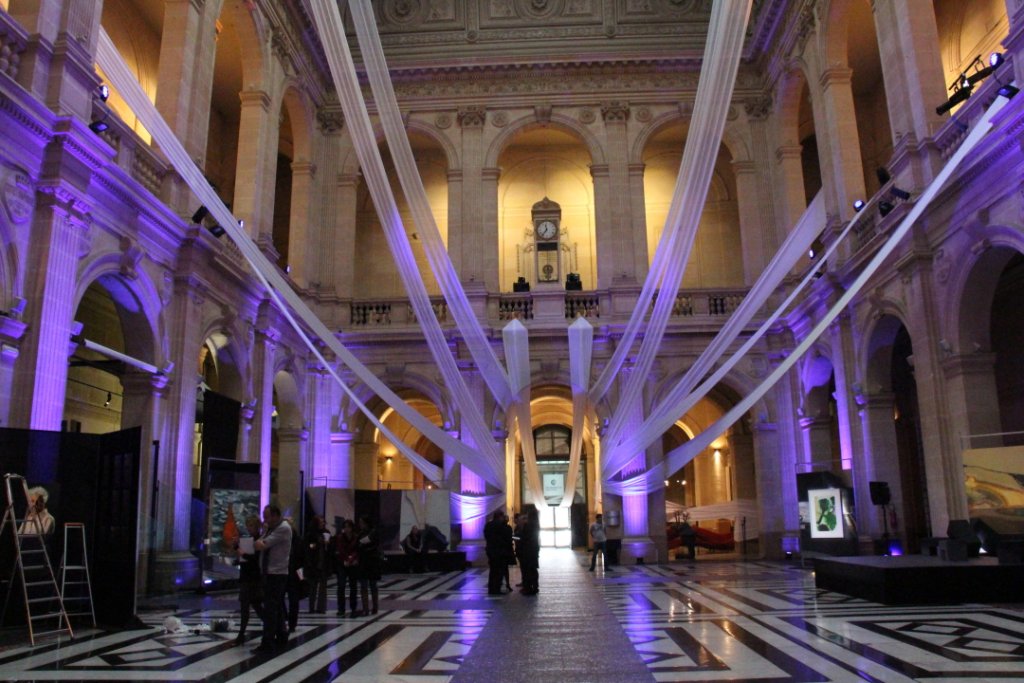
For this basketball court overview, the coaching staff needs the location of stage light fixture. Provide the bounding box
[989,52,1004,68]
[88,116,109,134]
[998,83,1019,100]
[936,85,973,115]
[876,167,891,185]
[808,237,824,261]
[852,199,865,212]
[879,200,894,217]
[98,84,110,102]
[890,186,911,201]
[206,224,226,238]
[191,206,209,224]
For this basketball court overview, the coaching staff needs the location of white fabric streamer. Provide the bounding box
[450,492,506,525]
[602,190,826,477]
[346,0,514,410]
[308,1,505,487]
[563,318,593,506]
[503,320,545,506]
[656,88,1011,482]
[93,29,503,486]
[598,0,754,453]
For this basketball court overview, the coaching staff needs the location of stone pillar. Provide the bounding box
[599,102,640,289]
[627,162,648,282]
[276,427,305,518]
[752,421,795,558]
[1009,0,1024,86]
[286,161,316,287]
[9,188,90,430]
[457,107,489,287]
[353,441,378,491]
[858,392,899,538]
[445,169,465,279]
[872,0,948,185]
[942,352,1002,444]
[590,163,613,289]
[478,167,501,294]
[773,144,807,237]
[818,68,867,221]
[829,312,864,471]
[305,363,333,485]
[233,90,276,241]
[331,427,356,489]
[732,159,764,284]
[799,417,834,470]
[9,0,102,121]
[332,172,359,301]
[248,322,277,509]
[0,315,27,427]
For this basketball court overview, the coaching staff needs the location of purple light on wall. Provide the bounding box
[461,465,486,539]
[624,492,647,537]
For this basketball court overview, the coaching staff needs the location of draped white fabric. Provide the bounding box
[450,492,506,525]
[308,1,505,488]
[502,320,545,506]
[562,318,593,507]
[657,90,1010,482]
[93,29,494,486]
[345,0,514,410]
[596,0,753,459]
[602,190,825,476]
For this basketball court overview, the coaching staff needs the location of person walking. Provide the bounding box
[333,519,359,616]
[355,515,381,616]
[589,513,611,571]
[253,504,292,654]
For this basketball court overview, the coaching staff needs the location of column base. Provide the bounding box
[618,536,657,564]
[458,539,488,567]
[148,551,201,595]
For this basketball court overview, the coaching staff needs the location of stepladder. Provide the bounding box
[60,523,96,627]
[0,474,73,645]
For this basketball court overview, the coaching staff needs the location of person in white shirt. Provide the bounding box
[589,513,611,572]
[19,487,55,536]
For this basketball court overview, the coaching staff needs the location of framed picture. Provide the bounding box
[808,488,845,539]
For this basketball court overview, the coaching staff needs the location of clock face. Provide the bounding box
[535,220,558,240]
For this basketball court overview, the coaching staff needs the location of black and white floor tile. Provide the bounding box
[0,556,1022,681]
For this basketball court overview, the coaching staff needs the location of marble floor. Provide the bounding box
[0,549,1022,681]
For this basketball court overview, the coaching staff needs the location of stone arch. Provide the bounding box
[405,119,461,170]
[198,317,251,402]
[219,0,268,90]
[279,84,314,163]
[860,309,911,393]
[484,113,606,169]
[819,0,856,67]
[947,228,1024,353]
[629,113,749,167]
[774,62,813,148]
[799,345,836,418]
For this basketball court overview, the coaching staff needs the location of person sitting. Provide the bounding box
[401,525,429,573]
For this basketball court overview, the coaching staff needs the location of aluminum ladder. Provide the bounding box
[59,523,96,627]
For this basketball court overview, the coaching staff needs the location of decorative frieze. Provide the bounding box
[316,107,344,133]
[457,106,486,128]
[743,95,772,120]
[601,101,629,123]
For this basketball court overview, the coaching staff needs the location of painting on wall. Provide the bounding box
[808,488,845,539]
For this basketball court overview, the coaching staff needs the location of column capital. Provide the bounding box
[774,144,803,162]
[600,101,630,123]
[628,162,646,176]
[316,106,344,134]
[481,167,501,182]
[743,95,773,120]
[238,89,272,112]
[941,351,998,379]
[819,67,854,89]
[457,106,486,128]
[590,163,610,179]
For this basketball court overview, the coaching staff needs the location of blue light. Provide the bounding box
[98,84,110,101]
[989,52,1004,68]
[852,199,865,212]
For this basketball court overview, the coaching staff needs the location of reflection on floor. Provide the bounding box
[0,549,1022,681]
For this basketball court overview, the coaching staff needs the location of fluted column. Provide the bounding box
[590,163,613,289]
[599,102,639,288]
[331,427,356,489]
[799,417,834,470]
[828,312,862,471]
[276,427,306,517]
[233,90,276,242]
[10,188,90,429]
[627,162,648,281]
[445,169,465,279]
[332,172,359,301]
[858,392,899,538]
[249,322,277,509]
[773,144,807,236]
[732,159,763,284]
[457,107,489,287]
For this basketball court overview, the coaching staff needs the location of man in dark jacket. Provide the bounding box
[483,510,507,595]
[253,505,292,654]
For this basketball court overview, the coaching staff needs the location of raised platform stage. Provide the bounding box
[383,551,467,574]
[813,554,1024,604]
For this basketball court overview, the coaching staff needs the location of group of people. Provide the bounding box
[484,507,540,596]
[233,506,382,654]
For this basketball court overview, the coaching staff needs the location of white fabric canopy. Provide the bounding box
[502,320,545,506]
[563,318,593,506]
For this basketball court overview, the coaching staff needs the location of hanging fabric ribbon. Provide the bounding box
[93,29,525,487]
[563,318,593,506]
[308,0,505,487]
[652,87,1011,489]
[344,0,514,410]
[450,492,507,525]
[602,190,826,479]
[502,320,546,506]
[598,0,754,459]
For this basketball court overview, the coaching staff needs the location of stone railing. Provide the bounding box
[565,292,600,319]
[349,297,451,327]
[652,288,747,317]
[0,12,28,82]
[497,293,533,321]
[92,100,170,199]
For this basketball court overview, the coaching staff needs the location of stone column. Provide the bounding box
[9,0,102,121]
[445,169,465,279]
[478,167,501,296]
[591,163,613,289]
[732,159,764,284]
[276,427,305,517]
[872,0,949,185]
[457,107,489,287]
[627,162,648,282]
[599,102,640,289]
[858,392,899,538]
[1009,0,1024,86]
[304,362,333,485]
[332,172,359,301]
[233,90,276,241]
[10,188,90,430]
[942,352,1001,444]
[817,68,867,221]
[799,417,834,471]
[0,315,27,427]
[331,427,356,489]
[829,312,863,471]
[751,421,795,558]
[773,145,807,236]
[286,161,316,287]
[248,322,277,509]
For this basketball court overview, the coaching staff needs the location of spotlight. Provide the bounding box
[98,84,110,102]
[206,224,226,238]
[879,200,894,217]
[89,116,109,134]
[936,82,973,115]
[998,84,1020,100]
[852,199,865,212]
[989,52,1004,68]
[808,237,824,261]
[965,52,1005,86]
[889,186,911,201]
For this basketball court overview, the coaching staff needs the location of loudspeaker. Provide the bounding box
[869,481,891,506]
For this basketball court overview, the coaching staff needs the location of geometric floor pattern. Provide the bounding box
[0,551,1022,681]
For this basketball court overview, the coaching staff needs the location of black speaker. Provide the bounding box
[869,481,891,506]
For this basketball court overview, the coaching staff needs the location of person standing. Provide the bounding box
[483,510,507,595]
[253,504,292,654]
[589,513,611,571]
[356,515,381,616]
[233,515,263,645]
[304,515,330,614]
[333,519,359,616]
[500,513,515,592]
[285,517,305,633]
[519,508,540,595]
